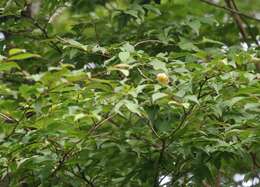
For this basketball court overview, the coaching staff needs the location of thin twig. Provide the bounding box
[198,76,209,99]
[137,67,152,80]
[88,113,117,134]
[134,40,172,47]
[148,119,161,140]
[92,21,100,45]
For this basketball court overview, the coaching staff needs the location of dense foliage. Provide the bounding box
[0,0,260,186]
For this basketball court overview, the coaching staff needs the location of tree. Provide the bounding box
[0,0,259,186]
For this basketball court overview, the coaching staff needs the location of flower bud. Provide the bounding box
[156,73,169,85]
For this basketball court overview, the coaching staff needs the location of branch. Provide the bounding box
[215,170,221,187]
[0,15,21,22]
[0,11,62,54]
[50,148,74,177]
[28,17,62,54]
[202,181,211,187]
[76,164,96,187]
[153,139,166,187]
[0,112,18,124]
[229,0,259,45]
[199,0,260,22]
[198,76,209,99]
[224,0,249,44]
[0,111,26,144]
[250,152,260,169]
[166,76,210,146]
[166,105,193,142]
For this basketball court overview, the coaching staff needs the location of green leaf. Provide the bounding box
[244,103,260,112]
[152,92,168,102]
[9,48,26,56]
[0,62,20,71]
[168,100,190,109]
[74,113,87,121]
[188,20,201,35]
[185,95,199,104]
[119,52,130,62]
[108,64,130,77]
[8,53,40,61]
[124,100,142,116]
[118,69,129,76]
[58,37,88,51]
[178,37,199,51]
[120,42,135,53]
[200,37,224,45]
[224,97,245,108]
[125,10,139,18]
[143,5,161,15]
[149,59,168,73]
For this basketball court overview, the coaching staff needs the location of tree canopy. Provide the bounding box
[0,0,260,186]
